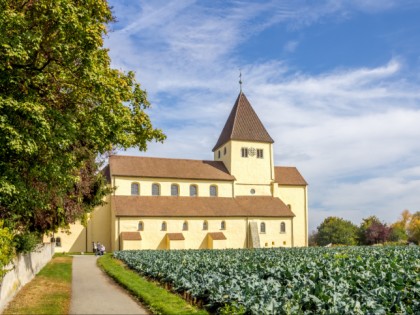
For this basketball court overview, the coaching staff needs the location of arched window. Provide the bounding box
[224,147,227,155]
[171,184,179,196]
[131,182,140,195]
[152,183,160,196]
[210,185,218,197]
[55,237,62,247]
[218,150,221,158]
[280,222,286,233]
[260,222,266,233]
[287,204,292,210]
[221,221,226,230]
[190,185,198,197]
[138,221,144,231]
[203,220,208,230]
[161,221,167,231]
[182,221,188,231]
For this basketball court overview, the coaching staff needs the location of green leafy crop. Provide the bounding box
[115,247,420,314]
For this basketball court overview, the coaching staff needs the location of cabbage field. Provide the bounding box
[114,246,420,314]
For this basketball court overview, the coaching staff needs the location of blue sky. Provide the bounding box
[105,0,420,231]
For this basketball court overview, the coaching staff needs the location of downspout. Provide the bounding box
[118,217,121,251]
[304,186,308,246]
[85,224,88,252]
[291,217,294,247]
[269,144,274,181]
[246,217,249,248]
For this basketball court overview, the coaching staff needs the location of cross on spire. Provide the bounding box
[239,71,243,92]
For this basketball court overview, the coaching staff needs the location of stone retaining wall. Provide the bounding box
[0,243,54,312]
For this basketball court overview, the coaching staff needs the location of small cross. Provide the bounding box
[239,71,243,92]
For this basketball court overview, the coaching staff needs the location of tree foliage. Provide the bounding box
[315,216,359,246]
[407,211,420,244]
[0,0,165,239]
[0,221,14,278]
[359,216,391,245]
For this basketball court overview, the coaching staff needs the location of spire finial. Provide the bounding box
[239,70,243,92]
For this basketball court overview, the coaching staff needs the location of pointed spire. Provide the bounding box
[212,92,274,152]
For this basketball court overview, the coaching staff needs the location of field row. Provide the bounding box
[115,246,420,314]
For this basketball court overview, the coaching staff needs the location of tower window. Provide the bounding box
[221,221,226,230]
[171,184,179,196]
[218,150,221,158]
[203,220,208,230]
[210,185,218,197]
[161,221,167,231]
[131,183,140,196]
[241,147,248,158]
[257,149,264,158]
[190,185,198,197]
[224,147,227,155]
[138,221,144,231]
[152,183,160,196]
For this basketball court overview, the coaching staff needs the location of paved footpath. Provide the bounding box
[70,255,149,314]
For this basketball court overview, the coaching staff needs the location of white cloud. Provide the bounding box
[283,40,299,53]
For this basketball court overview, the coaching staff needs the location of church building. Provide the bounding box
[51,92,308,252]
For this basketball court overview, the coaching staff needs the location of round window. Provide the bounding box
[250,189,255,194]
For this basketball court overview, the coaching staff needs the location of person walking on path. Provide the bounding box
[70,255,149,314]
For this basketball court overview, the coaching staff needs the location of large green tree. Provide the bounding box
[315,217,359,246]
[0,1,165,240]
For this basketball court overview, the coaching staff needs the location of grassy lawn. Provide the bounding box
[98,254,209,315]
[2,254,72,315]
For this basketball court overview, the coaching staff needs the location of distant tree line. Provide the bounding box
[309,210,420,246]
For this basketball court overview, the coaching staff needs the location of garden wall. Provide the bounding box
[0,243,54,312]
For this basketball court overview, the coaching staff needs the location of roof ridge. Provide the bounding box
[110,155,221,163]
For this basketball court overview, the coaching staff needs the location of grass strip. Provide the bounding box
[3,255,72,315]
[97,254,208,315]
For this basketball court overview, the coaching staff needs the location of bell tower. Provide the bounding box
[213,92,275,196]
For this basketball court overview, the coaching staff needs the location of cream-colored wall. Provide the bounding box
[87,196,111,252]
[46,221,86,253]
[252,218,293,248]
[276,185,308,247]
[117,217,293,250]
[121,240,141,250]
[214,142,232,173]
[167,239,185,250]
[208,238,227,249]
[234,183,272,196]
[114,177,234,198]
[225,141,274,186]
[46,196,112,253]
[117,217,244,250]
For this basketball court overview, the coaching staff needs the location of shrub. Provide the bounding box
[0,221,15,278]
[13,232,41,254]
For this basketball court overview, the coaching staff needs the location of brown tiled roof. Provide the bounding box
[166,233,185,240]
[109,155,234,181]
[208,232,227,240]
[120,231,142,240]
[112,196,294,218]
[274,166,307,186]
[213,92,274,151]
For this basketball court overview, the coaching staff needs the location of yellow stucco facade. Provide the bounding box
[50,91,308,253]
